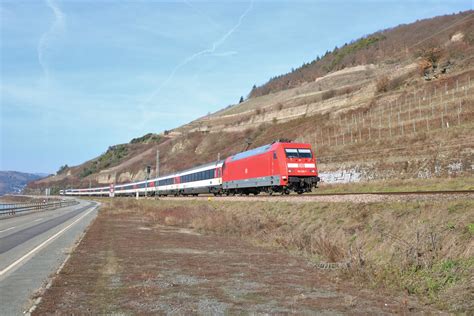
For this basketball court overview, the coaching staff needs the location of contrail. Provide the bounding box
[141,0,254,107]
[38,0,65,83]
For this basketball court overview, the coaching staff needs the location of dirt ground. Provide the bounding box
[33,206,428,314]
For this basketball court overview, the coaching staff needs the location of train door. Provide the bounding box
[271,151,278,176]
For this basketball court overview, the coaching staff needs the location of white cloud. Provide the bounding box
[37,0,65,84]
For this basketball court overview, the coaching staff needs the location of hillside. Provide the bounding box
[0,171,47,195]
[249,11,474,98]
[27,11,474,193]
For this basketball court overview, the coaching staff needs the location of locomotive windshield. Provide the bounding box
[298,149,312,158]
[285,149,299,158]
[285,148,312,158]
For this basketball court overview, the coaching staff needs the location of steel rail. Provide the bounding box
[306,189,474,196]
[166,189,474,198]
[121,189,474,198]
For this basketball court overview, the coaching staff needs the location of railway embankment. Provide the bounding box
[35,193,473,313]
[135,197,473,312]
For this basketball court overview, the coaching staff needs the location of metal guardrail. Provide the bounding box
[0,200,79,216]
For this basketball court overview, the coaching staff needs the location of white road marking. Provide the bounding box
[33,218,43,222]
[0,205,97,278]
[0,227,16,233]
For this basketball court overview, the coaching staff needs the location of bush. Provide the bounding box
[130,133,161,144]
[57,164,69,175]
[322,89,336,101]
[376,76,390,93]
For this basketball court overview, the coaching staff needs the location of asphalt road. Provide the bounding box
[0,199,98,315]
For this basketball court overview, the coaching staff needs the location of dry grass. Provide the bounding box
[107,197,473,312]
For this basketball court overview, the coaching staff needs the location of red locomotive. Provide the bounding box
[222,140,319,195]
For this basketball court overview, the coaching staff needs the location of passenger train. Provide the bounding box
[60,141,320,197]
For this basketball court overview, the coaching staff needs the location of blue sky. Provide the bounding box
[1,0,471,174]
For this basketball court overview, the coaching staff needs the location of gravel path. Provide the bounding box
[159,192,473,203]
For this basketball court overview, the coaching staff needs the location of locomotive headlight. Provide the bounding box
[311,169,315,173]
[288,169,292,173]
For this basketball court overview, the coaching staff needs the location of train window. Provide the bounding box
[273,151,277,159]
[298,149,312,158]
[284,148,299,158]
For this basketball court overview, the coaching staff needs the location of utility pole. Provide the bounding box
[156,149,160,178]
[145,165,151,197]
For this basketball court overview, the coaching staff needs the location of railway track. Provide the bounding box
[75,189,474,201]
[155,189,473,203]
[207,189,474,197]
